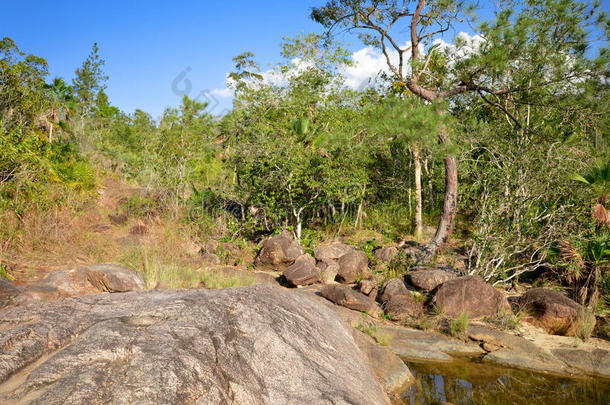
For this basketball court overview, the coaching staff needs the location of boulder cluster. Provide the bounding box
[256,233,595,337]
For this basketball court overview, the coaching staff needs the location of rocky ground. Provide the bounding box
[1,231,609,404]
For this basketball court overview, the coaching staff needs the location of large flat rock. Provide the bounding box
[482,348,572,375]
[380,325,485,361]
[551,348,610,378]
[0,285,389,405]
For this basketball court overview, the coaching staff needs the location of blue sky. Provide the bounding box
[4,1,608,118]
[4,1,323,118]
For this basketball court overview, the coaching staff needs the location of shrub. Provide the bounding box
[575,308,596,341]
[450,312,469,338]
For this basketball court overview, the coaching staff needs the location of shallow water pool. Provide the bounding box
[399,357,610,405]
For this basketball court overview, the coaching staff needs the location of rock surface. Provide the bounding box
[313,242,354,261]
[256,232,305,267]
[381,325,484,362]
[467,324,541,353]
[336,250,369,283]
[373,247,398,264]
[467,324,573,374]
[0,279,67,309]
[482,348,572,375]
[320,284,382,317]
[358,278,378,301]
[351,329,413,393]
[377,278,413,303]
[316,259,339,284]
[551,348,610,378]
[408,269,457,291]
[383,294,424,320]
[518,288,591,336]
[0,285,390,405]
[85,263,146,292]
[431,276,510,319]
[282,258,321,287]
[199,253,221,265]
[0,264,146,309]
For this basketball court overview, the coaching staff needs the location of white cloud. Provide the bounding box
[339,47,394,90]
[210,87,233,98]
[434,33,485,65]
[221,32,485,96]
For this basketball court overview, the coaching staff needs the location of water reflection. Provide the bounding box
[400,357,610,405]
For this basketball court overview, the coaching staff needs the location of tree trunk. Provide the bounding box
[413,145,423,240]
[408,155,412,217]
[421,126,457,258]
[424,158,434,210]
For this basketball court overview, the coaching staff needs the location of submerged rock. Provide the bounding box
[0,284,389,405]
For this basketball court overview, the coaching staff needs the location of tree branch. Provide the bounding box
[477,89,523,129]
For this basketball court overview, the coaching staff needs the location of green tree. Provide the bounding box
[0,37,50,129]
[311,0,609,257]
[224,38,373,239]
[72,43,108,117]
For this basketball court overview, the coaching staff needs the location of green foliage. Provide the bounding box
[0,37,50,128]
[580,231,610,266]
[223,48,375,238]
[450,312,469,338]
[359,238,382,262]
[300,228,323,255]
[571,159,610,198]
[0,263,15,281]
[355,322,389,346]
[72,42,108,116]
[0,38,96,209]
[367,97,449,152]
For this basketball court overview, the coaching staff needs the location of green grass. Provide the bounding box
[412,316,435,331]
[199,270,255,289]
[575,308,596,341]
[355,322,390,346]
[450,312,469,338]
